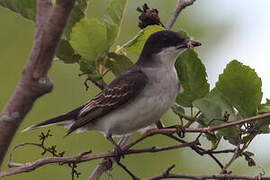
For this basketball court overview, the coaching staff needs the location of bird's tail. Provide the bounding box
[22,105,84,132]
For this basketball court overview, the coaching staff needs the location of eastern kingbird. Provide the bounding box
[23,30,201,150]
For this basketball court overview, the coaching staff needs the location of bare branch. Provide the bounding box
[144,164,269,180]
[220,146,240,174]
[166,0,197,29]
[88,135,129,180]
[0,141,196,178]
[0,0,76,166]
[145,172,268,180]
[1,111,270,177]
[88,158,113,180]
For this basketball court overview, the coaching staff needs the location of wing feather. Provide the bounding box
[66,69,148,135]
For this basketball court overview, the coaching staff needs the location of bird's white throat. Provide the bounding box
[155,46,185,68]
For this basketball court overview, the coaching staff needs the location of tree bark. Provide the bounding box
[0,0,75,166]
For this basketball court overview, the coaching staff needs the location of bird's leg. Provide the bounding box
[106,134,125,161]
[155,120,164,129]
[156,121,185,138]
[170,125,185,138]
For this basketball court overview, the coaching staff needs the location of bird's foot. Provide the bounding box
[113,144,125,162]
[106,134,125,162]
[165,125,186,138]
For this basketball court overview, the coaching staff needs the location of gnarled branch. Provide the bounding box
[0,0,76,166]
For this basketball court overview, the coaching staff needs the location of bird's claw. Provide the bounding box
[175,125,185,138]
[113,145,125,162]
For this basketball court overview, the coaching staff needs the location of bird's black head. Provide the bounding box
[138,30,201,62]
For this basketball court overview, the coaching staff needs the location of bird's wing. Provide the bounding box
[66,69,148,135]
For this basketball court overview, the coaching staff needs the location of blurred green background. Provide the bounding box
[1,0,270,179]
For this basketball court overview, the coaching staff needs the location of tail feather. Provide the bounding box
[22,105,84,132]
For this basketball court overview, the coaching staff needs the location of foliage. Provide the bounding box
[216,60,263,118]
[0,0,36,20]
[175,49,209,107]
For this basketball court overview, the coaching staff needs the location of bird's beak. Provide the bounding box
[177,39,202,49]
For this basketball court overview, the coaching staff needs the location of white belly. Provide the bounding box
[84,66,179,135]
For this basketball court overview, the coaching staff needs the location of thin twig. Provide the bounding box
[144,164,269,180]
[145,172,269,180]
[166,0,197,29]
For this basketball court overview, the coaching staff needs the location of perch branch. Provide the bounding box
[1,111,270,177]
[0,141,197,177]
[144,165,268,180]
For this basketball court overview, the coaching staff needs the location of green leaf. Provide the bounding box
[177,29,190,39]
[123,25,165,54]
[193,89,237,122]
[216,60,263,117]
[171,103,185,117]
[0,0,36,20]
[106,23,119,48]
[193,89,241,145]
[102,0,127,49]
[256,99,270,133]
[55,40,78,63]
[79,59,96,74]
[70,18,109,61]
[204,133,220,148]
[64,0,89,38]
[175,49,209,107]
[104,0,127,25]
[258,99,270,114]
[106,52,133,76]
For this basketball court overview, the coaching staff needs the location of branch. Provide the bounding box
[88,136,129,180]
[146,173,268,180]
[0,0,75,166]
[1,111,270,178]
[145,112,270,135]
[166,0,197,29]
[144,164,269,180]
[0,141,197,178]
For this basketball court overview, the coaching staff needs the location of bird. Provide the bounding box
[23,30,201,152]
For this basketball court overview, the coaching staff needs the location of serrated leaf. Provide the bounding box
[193,89,236,122]
[175,49,209,107]
[70,18,109,61]
[0,0,36,20]
[193,89,241,145]
[104,0,127,25]
[64,0,89,38]
[123,25,165,54]
[106,52,133,76]
[216,60,262,118]
[55,40,77,63]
